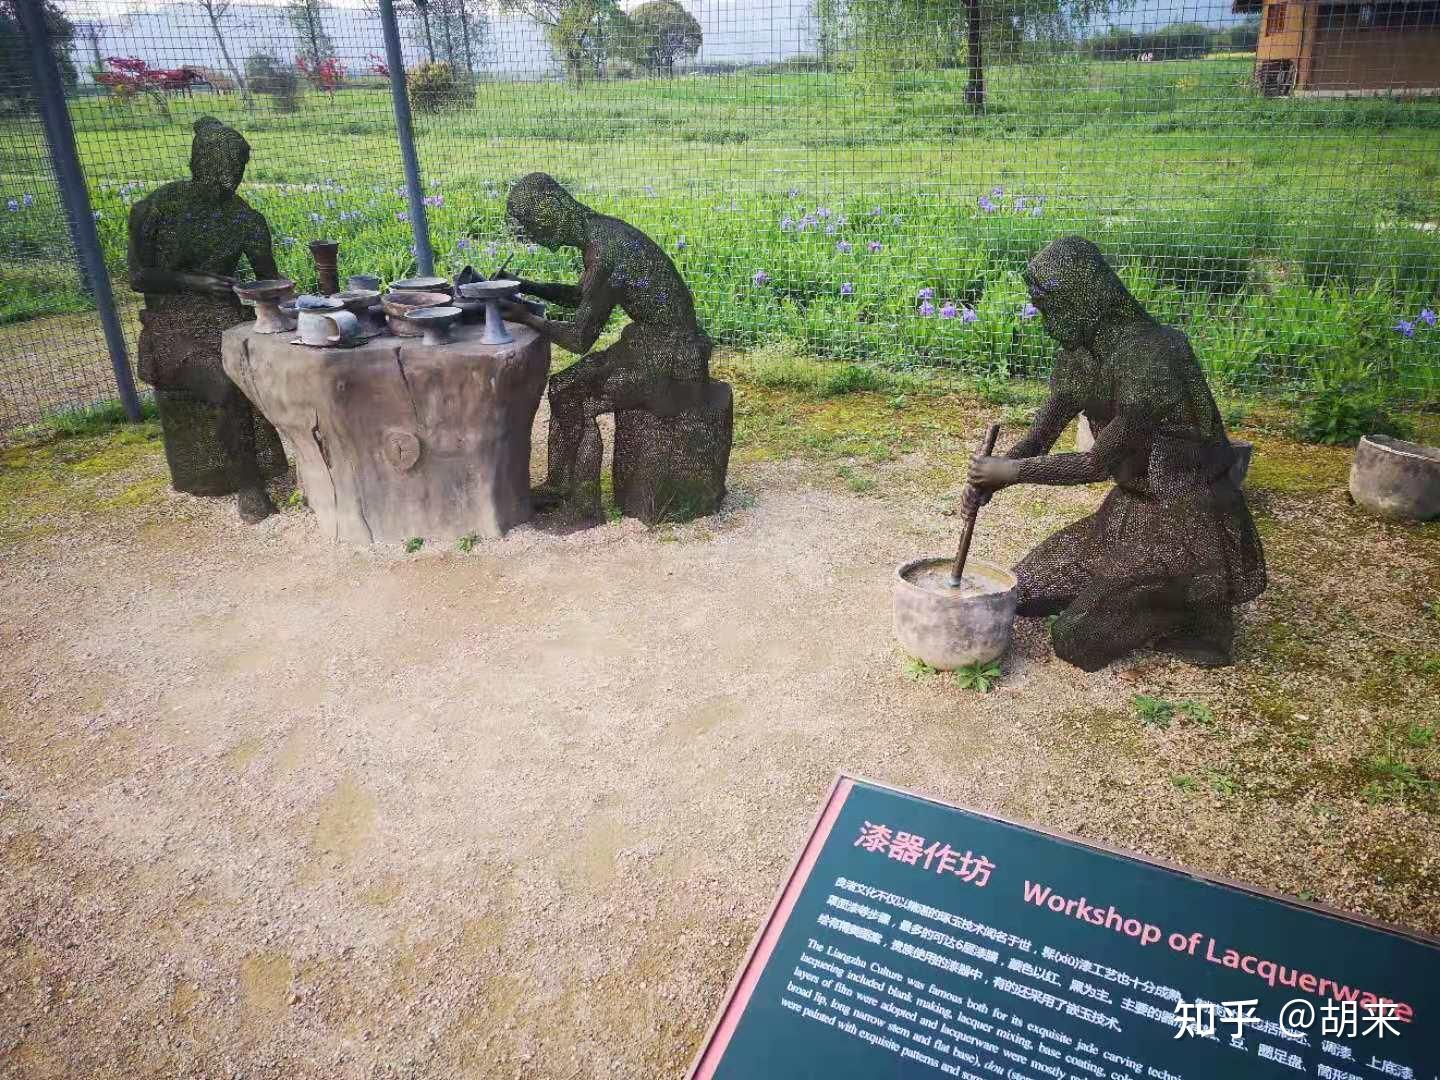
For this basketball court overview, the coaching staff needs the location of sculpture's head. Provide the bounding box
[188,116,250,195]
[506,172,586,251]
[1023,236,1140,349]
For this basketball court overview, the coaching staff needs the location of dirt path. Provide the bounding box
[2,399,1438,1078]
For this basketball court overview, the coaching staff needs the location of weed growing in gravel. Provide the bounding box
[953,660,1002,692]
[456,533,479,553]
[404,537,424,553]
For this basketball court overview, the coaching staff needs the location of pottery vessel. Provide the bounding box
[234,278,296,334]
[1350,434,1440,521]
[405,305,463,347]
[382,290,451,337]
[458,279,521,345]
[893,557,1018,670]
[392,276,452,297]
[296,295,361,347]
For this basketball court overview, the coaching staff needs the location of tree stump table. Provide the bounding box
[612,380,733,524]
[221,321,550,544]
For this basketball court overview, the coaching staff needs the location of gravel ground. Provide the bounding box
[2,411,1437,1079]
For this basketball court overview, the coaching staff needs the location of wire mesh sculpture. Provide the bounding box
[501,172,729,524]
[966,236,1267,671]
[127,117,287,523]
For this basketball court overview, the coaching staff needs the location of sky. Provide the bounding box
[59,0,1246,80]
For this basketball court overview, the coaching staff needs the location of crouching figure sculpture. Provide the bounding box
[965,236,1266,671]
[501,173,731,525]
[128,116,286,522]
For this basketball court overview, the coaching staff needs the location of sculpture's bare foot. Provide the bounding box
[237,486,276,524]
[1155,635,1232,669]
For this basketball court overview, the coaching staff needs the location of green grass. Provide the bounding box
[5,58,1440,403]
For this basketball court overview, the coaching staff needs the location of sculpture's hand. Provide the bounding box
[968,453,1021,491]
[184,271,238,297]
[498,299,536,326]
[959,484,992,516]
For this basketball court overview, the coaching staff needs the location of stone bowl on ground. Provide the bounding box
[1349,434,1440,521]
[382,291,452,337]
[893,557,1018,670]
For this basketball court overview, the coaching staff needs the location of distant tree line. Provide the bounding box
[1080,18,1259,59]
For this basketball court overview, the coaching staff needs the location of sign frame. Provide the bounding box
[688,771,1440,1078]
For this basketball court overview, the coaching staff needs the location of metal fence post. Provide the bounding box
[16,0,142,423]
[378,0,435,276]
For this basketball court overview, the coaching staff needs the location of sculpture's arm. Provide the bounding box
[517,279,584,307]
[1011,403,1158,487]
[1003,390,1080,460]
[241,211,279,280]
[510,260,615,355]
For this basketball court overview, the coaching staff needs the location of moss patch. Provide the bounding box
[0,421,165,543]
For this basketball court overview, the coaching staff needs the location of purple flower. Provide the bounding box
[816,207,831,219]
[1030,205,1044,217]
[939,302,958,319]
[1021,302,1039,319]
[836,240,853,253]
[871,206,884,217]
[992,186,1004,197]
[788,187,801,198]
[918,287,935,301]
[676,237,687,251]
[918,300,936,317]
[840,282,854,296]
[798,213,818,232]
[424,195,444,208]
[22,193,33,207]
[457,237,471,250]
[5,199,16,212]
[780,215,795,232]
[753,270,770,286]
[961,307,978,324]
[1014,198,1026,213]
[1395,319,1416,338]
[978,196,997,213]
[282,237,298,246]
[396,211,409,223]
[867,241,883,254]
[1420,308,1437,327]
[824,223,838,236]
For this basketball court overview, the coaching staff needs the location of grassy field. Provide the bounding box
[3,56,1440,406]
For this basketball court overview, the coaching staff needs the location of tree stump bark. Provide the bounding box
[222,322,550,544]
[612,380,733,524]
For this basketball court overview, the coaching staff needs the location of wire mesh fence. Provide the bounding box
[2,0,1439,434]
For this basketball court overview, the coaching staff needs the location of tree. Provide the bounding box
[196,0,254,107]
[834,0,1129,110]
[0,0,77,112]
[288,0,335,68]
[400,0,488,75]
[627,0,701,76]
[498,0,632,81]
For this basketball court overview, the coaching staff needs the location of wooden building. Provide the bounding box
[1235,0,1440,95]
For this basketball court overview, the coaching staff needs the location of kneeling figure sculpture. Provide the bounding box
[966,236,1266,670]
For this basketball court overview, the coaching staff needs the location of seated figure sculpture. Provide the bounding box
[500,173,722,523]
[128,116,287,523]
[965,236,1266,671]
